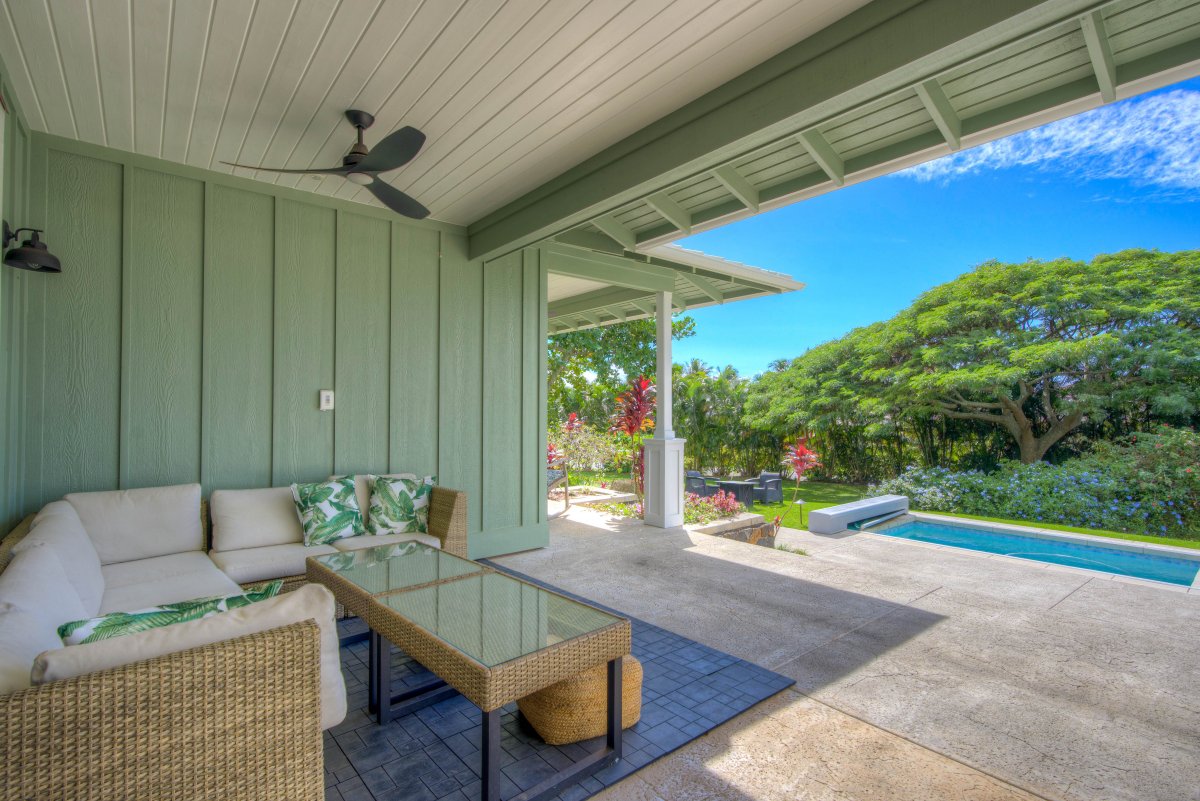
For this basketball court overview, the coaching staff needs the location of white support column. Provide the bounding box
[644,290,685,528]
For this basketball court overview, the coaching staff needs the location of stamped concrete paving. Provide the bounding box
[496,508,1200,801]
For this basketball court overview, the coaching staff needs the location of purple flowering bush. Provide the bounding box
[873,426,1200,538]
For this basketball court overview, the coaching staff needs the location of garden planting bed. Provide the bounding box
[691,513,777,548]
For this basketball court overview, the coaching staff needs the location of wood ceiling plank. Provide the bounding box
[271,0,435,193]
[320,0,519,201]
[7,0,73,135]
[209,0,300,169]
[335,0,613,209]
[90,0,135,151]
[0,0,47,131]
[252,0,383,182]
[295,0,470,199]
[159,0,214,163]
[47,0,107,143]
[389,0,681,208]
[186,0,263,168]
[429,0,854,221]
[130,0,172,156]
[224,0,338,178]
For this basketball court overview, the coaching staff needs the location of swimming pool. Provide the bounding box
[874,519,1200,587]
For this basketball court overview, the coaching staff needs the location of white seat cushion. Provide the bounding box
[210,486,305,552]
[33,584,347,730]
[0,606,62,693]
[100,552,242,614]
[331,532,442,552]
[16,502,105,615]
[67,483,203,565]
[208,543,338,585]
[0,544,87,693]
[0,543,88,628]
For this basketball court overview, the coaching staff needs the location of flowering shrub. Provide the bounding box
[873,427,1200,537]
[547,422,622,472]
[596,492,745,524]
[683,490,744,524]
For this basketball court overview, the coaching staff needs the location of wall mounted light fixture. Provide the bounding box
[2,220,60,273]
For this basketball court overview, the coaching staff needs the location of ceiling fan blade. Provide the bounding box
[220,161,348,175]
[356,126,426,172]
[366,178,430,220]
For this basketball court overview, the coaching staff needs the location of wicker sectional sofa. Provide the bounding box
[0,478,468,801]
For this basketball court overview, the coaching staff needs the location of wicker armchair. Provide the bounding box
[0,621,324,801]
[753,472,784,504]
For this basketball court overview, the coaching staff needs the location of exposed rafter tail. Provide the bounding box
[797,129,844,186]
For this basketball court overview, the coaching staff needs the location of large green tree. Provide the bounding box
[548,316,693,426]
[747,249,1200,470]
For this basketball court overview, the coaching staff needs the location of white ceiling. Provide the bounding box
[0,0,870,226]
[546,273,606,303]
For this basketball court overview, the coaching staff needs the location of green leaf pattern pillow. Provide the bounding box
[292,476,366,546]
[368,474,436,535]
[58,580,283,645]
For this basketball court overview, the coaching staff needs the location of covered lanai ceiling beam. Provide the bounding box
[645,192,693,235]
[914,78,962,149]
[1080,10,1117,103]
[797,130,844,186]
[679,272,725,303]
[592,214,638,251]
[710,165,760,212]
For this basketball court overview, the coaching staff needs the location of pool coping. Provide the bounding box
[865,512,1200,591]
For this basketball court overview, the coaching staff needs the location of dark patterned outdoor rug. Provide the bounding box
[323,565,794,801]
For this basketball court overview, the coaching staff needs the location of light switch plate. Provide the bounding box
[319,390,334,411]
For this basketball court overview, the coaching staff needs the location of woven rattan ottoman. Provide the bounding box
[518,654,642,745]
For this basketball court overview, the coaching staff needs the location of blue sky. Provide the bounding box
[674,76,1200,377]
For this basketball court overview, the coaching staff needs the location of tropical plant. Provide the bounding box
[610,376,656,497]
[782,435,821,522]
[548,316,694,426]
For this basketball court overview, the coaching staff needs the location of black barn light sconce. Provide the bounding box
[2,220,61,273]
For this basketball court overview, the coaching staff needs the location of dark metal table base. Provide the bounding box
[367,629,623,801]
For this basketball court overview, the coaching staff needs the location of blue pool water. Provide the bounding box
[876,521,1200,586]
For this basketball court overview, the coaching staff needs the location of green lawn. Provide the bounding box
[755,480,867,529]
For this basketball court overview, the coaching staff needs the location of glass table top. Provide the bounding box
[311,540,483,594]
[380,571,624,667]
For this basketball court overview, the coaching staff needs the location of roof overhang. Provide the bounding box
[545,243,804,334]
[469,0,1200,261]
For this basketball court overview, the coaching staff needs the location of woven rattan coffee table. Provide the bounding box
[307,541,632,801]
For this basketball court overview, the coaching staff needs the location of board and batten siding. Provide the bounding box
[15,133,548,559]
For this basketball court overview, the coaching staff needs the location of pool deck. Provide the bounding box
[495,506,1200,801]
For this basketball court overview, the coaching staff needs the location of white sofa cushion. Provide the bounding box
[210,486,305,552]
[15,502,105,615]
[0,543,88,628]
[208,543,338,585]
[331,531,442,552]
[66,483,203,565]
[33,584,347,730]
[100,552,242,614]
[0,606,61,693]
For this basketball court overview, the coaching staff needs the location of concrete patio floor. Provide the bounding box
[495,507,1200,801]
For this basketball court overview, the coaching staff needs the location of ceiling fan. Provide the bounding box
[222,110,430,219]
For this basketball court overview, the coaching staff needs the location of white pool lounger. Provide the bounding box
[808,494,909,534]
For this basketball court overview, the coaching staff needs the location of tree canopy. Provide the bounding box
[746,249,1200,476]
[548,316,694,426]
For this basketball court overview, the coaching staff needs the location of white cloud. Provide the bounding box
[898,87,1200,194]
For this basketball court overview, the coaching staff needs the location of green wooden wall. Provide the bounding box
[0,70,32,534]
[14,134,548,558]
